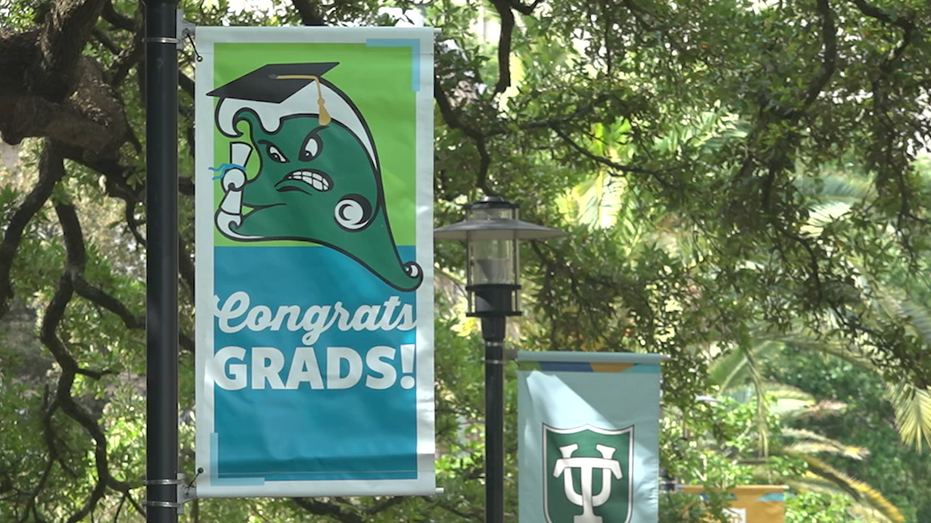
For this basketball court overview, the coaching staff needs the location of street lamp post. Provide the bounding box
[435,196,564,523]
[144,1,179,521]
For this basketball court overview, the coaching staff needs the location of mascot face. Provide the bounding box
[231,110,379,242]
[209,65,422,292]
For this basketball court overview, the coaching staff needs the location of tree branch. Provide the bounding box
[848,0,915,72]
[109,33,143,87]
[800,0,837,113]
[508,0,543,15]
[551,126,675,189]
[101,0,136,32]
[47,201,132,522]
[291,0,326,25]
[19,454,56,523]
[434,77,494,194]
[91,27,122,55]
[848,0,916,31]
[433,78,483,140]
[489,0,515,94]
[58,200,193,352]
[0,58,129,156]
[621,0,715,69]
[484,94,614,138]
[364,496,405,514]
[75,280,144,328]
[43,277,111,523]
[28,0,108,101]
[41,394,78,479]
[59,147,140,202]
[293,498,363,523]
[179,72,195,98]
[124,201,146,247]
[75,367,117,379]
[424,497,483,521]
[0,140,66,318]
[179,236,195,299]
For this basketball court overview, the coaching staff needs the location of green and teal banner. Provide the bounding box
[518,352,663,522]
[194,27,435,498]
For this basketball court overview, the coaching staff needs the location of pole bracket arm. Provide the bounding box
[176,9,202,61]
[143,473,198,515]
[177,9,196,45]
[485,349,518,364]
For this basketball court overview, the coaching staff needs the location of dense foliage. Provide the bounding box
[1,0,930,521]
[771,347,931,522]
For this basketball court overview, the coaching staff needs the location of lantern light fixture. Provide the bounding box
[434,195,565,523]
[434,195,564,318]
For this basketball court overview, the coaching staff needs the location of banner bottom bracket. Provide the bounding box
[142,472,199,515]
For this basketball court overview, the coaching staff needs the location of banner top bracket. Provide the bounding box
[176,9,198,55]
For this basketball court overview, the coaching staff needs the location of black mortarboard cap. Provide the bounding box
[207,62,339,103]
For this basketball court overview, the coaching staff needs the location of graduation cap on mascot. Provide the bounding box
[208,62,423,292]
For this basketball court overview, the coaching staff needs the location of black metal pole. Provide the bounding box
[145,1,179,522]
[482,317,506,523]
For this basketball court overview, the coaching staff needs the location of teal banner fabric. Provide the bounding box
[518,351,662,523]
[195,27,436,498]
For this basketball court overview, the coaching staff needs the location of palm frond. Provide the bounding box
[795,170,875,202]
[709,341,783,391]
[848,505,904,523]
[782,428,869,460]
[761,384,815,400]
[766,334,874,369]
[807,201,853,229]
[785,478,897,523]
[710,346,771,456]
[861,270,931,345]
[800,400,848,418]
[896,298,931,346]
[785,476,851,497]
[785,442,866,460]
[570,171,622,229]
[888,382,931,453]
[856,279,931,452]
[722,383,813,404]
[788,454,905,523]
[766,387,816,418]
[744,346,769,457]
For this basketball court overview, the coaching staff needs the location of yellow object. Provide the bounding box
[271,75,331,125]
[589,362,633,372]
[680,485,786,523]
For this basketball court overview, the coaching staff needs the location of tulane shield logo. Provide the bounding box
[544,424,633,523]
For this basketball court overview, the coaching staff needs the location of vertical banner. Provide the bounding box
[518,352,663,522]
[195,27,435,497]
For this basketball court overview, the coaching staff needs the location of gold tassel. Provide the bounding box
[271,75,331,125]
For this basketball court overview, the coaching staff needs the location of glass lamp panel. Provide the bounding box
[465,237,474,288]
[468,237,516,286]
[513,241,520,311]
[467,205,515,221]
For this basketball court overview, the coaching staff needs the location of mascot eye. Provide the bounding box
[266,143,288,163]
[300,135,322,161]
[335,194,373,231]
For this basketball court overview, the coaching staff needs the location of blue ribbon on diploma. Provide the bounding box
[210,163,246,180]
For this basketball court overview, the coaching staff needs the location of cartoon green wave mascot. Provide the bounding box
[208,62,422,292]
